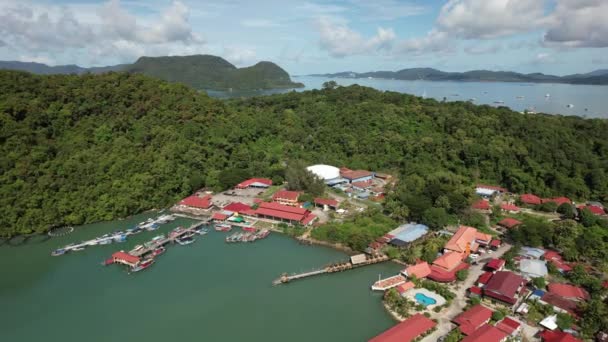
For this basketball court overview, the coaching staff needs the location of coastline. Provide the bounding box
[383,302,406,322]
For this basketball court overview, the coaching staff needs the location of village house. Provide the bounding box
[178,193,213,210]
[368,313,436,342]
[235,178,272,189]
[497,218,522,230]
[461,324,508,342]
[341,168,374,183]
[520,193,542,206]
[500,202,520,213]
[483,271,527,306]
[401,261,431,279]
[547,283,589,301]
[452,304,493,335]
[475,184,508,197]
[272,190,300,206]
[255,202,316,226]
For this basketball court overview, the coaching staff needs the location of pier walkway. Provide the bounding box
[129,219,210,257]
[272,254,389,286]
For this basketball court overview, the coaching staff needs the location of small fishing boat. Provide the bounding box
[257,229,270,239]
[151,234,165,242]
[72,246,85,252]
[130,259,155,273]
[176,236,196,246]
[51,248,66,256]
[566,104,574,108]
[113,234,127,243]
[545,93,551,97]
[215,224,232,232]
[196,229,208,236]
[242,226,257,233]
[152,246,166,256]
[98,239,112,245]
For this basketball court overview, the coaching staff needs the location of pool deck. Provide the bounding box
[404,288,446,308]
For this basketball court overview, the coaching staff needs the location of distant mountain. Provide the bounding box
[127,55,303,90]
[311,68,608,85]
[0,55,303,91]
[0,61,128,74]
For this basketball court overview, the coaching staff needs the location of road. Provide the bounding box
[421,243,512,342]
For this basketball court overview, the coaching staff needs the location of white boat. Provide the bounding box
[176,237,196,246]
[545,93,551,97]
[72,246,85,252]
[98,239,112,245]
[566,104,574,108]
[371,274,406,291]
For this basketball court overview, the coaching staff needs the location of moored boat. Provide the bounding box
[152,246,166,256]
[215,224,232,232]
[130,259,155,273]
[242,226,257,233]
[51,248,67,256]
[176,236,195,246]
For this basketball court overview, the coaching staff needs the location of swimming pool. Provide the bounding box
[414,293,437,307]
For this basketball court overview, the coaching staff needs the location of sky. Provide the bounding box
[0,0,607,75]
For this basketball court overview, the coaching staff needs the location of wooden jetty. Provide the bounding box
[129,219,210,257]
[272,254,390,286]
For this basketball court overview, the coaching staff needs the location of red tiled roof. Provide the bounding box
[486,259,505,270]
[272,190,300,202]
[472,200,491,210]
[433,251,464,271]
[235,178,272,188]
[578,205,606,215]
[476,184,508,192]
[428,263,469,283]
[314,198,339,207]
[540,330,582,342]
[301,213,316,225]
[498,218,522,229]
[368,314,436,342]
[484,271,526,305]
[179,194,212,209]
[550,259,573,272]
[445,226,478,253]
[404,262,431,279]
[541,293,580,316]
[478,272,493,285]
[259,202,308,214]
[462,324,508,342]
[501,203,520,211]
[475,232,492,244]
[542,197,571,206]
[520,193,541,205]
[342,169,373,180]
[453,304,494,335]
[490,239,501,247]
[544,250,562,261]
[469,286,482,295]
[256,207,303,222]
[211,212,229,221]
[352,181,372,189]
[548,283,589,301]
[396,281,415,294]
[255,202,311,223]
[223,202,252,213]
[495,317,521,335]
[112,251,140,264]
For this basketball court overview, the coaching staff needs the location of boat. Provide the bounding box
[196,229,208,236]
[545,93,551,97]
[516,96,524,99]
[103,258,114,266]
[72,246,85,252]
[113,234,127,243]
[145,223,160,231]
[51,248,66,256]
[151,234,165,242]
[257,229,270,239]
[371,275,406,291]
[566,104,574,108]
[133,244,145,252]
[242,226,257,233]
[98,239,112,245]
[215,224,232,232]
[130,259,155,273]
[176,236,196,246]
[152,246,166,256]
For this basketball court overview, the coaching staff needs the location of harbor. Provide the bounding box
[50,214,176,256]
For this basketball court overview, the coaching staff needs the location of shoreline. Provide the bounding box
[383,302,406,322]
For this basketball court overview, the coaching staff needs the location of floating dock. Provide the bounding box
[272,254,389,286]
[128,220,209,257]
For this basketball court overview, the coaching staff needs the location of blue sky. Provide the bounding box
[0,0,607,75]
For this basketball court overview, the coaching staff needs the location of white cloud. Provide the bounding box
[464,44,502,55]
[315,16,395,57]
[395,29,452,56]
[222,46,257,66]
[437,0,545,39]
[240,19,280,28]
[348,0,426,20]
[543,0,608,48]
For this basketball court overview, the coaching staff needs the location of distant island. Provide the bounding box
[310,68,608,85]
[0,55,304,91]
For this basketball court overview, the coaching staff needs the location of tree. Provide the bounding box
[456,269,469,281]
[492,310,505,322]
[422,207,450,230]
[322,80,338,89]
[579,208,598,227]
[285,160,325,196]
[557,203,575,219]
[556,313,574,330]
[531,277,546,289]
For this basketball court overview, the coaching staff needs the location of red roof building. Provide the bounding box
[428,262,469,283]
[453,304,494,335]
[272,190,300,206]
[462,324,508,342]
[500,203,520,212]
[486,259,506,271]
[520,194,542,205]
[342,169,373,181]
[495,317,521,335]
[542,197,572,206]
[255,202,315,225]
[498,218,522,229]
[543,251,573,273]
[483,271,526,305]
[490,239,502,249]
[469,286,483,296]
[352,181,372,189]
[314,198,339,208]
[477,272,494,286]
[403,262,431,279]
[211,212,229,221]
[578,205,606,216]
[368,313,436,342]
[223,202,252,213]
[541,293,581,316]
[445,226,478,254]
[235,178,273,189]
[179,194,212,209]
[111,251,140,266]
[540,330,582,342]
[547,283,589,301]
[472,200,491,210]
[396,281,415,294]
[432,251,464,272]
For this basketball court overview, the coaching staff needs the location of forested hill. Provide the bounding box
[0,70,606,236]
[312,68,608,85]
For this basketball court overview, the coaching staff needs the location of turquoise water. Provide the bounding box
[207,75,608,119]
[0,212,401,342]
[414,292,437,307]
